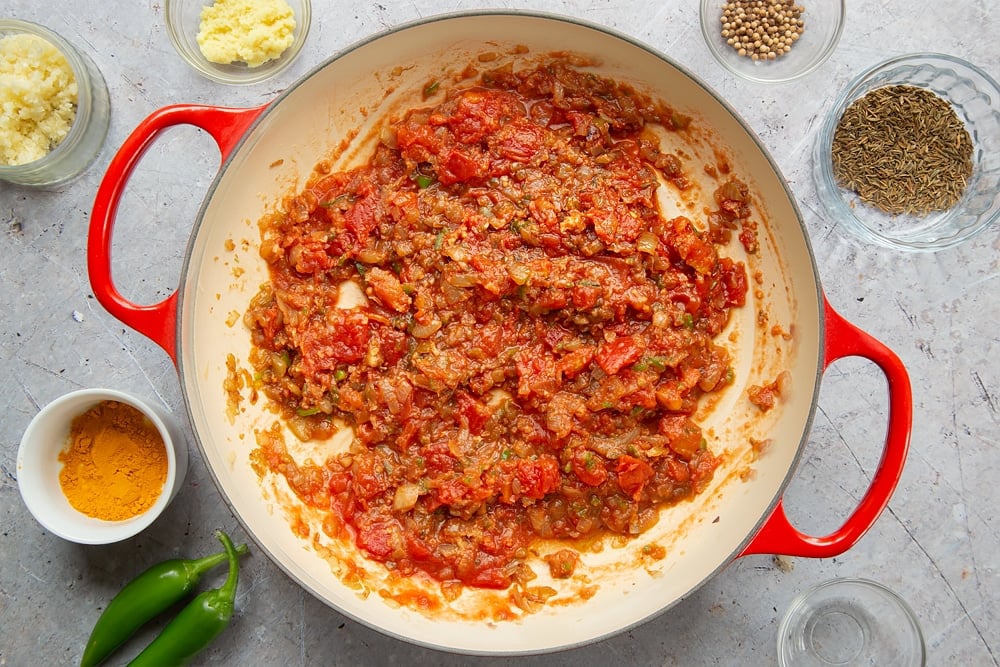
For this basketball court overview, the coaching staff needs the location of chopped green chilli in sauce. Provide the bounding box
[245,61,753,591]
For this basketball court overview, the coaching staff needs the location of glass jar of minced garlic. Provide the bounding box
[0,20,110,186]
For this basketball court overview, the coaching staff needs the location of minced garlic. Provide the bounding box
[196,0,296,68]
[0,33,78,166]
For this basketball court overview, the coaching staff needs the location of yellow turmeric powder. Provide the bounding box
[58,400,168,521]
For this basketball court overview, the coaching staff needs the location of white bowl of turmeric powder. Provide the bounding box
[165,0,311,85]
[17,389,188,545]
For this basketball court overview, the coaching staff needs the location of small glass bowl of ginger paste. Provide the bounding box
[17,389,188,545]
[0,19,111,186]
[165,0,311,85]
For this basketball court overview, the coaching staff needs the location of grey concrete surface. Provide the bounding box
[2,1,998,665]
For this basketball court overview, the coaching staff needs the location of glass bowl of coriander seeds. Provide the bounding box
[814,53,1000,251]
[699,0,845,83]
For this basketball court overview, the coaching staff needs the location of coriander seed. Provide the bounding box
[720,1,805,62]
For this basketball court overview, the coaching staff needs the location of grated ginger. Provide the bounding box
[0,33,78,166]
[196,0,296,68]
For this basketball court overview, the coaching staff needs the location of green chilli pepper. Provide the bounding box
[80,538,248,667]
[128,530,242,667]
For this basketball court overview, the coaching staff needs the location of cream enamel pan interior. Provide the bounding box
[89,12,911,656]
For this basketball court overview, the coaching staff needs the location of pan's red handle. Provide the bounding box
[88,104,268,365]
[739,296,912,558]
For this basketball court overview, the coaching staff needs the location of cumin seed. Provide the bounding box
[830,85,973,215]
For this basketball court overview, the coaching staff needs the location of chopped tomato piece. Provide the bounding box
[514,456,561,500]
[455,390,492,435]
[571,449,609,487]
[669,216,716,274]
[658,415,704,461]
[558,345,596,379]
[356,519,404,560]
[494,118,545,161]
[595,336,644,375]
[298,310,369,373]
[515,347,560,398]
[616,455,655,500]
[544,549,580,579]
[439,147,486,185]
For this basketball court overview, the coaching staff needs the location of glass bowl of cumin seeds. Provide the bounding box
[814,53,1000,251]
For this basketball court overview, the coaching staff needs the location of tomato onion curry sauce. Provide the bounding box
[238,55,771,610]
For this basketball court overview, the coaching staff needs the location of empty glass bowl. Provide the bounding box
[778,578,926,666]
[699,0,845,83]
[814,53,1000,251]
